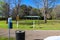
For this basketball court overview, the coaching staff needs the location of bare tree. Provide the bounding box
[32,0,56,23]
[43,0,56,23]
[3,0,10,23]
[43,0,48,23]
[32,0,42,16]
[13,0,21,22]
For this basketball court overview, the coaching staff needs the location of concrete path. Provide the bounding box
[0,29,60,40]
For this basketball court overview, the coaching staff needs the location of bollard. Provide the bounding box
[15,30,25,40]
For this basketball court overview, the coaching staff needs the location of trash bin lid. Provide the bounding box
[16,30,25,33]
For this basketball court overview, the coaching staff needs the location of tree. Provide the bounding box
[12,0,21,22]
[27,6,32,15]
[12,4,28,18]
[2,3,10,23]
[32,0,56,23]
[12,7,17,19]
[31,0,42,19]
[12,4,33,19]
[53,5,60,19]
[0,0,5,18]
[20,5,28,16]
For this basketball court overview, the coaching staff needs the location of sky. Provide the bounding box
[22,0,60,7]
[56,0,60,4]
[9,0,37,8]
[4,0,60,9]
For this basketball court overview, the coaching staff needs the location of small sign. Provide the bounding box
[16,15,19,21]
[8,17,13,29]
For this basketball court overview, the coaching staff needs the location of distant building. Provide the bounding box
[24,16,40,20]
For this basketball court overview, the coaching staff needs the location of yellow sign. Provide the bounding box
[16,15,19,21]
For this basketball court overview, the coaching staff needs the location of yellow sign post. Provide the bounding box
[16,15,19,29]
[16,15,19,21]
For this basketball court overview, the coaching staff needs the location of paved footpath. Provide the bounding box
[0,29,60,40]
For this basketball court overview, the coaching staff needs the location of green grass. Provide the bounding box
[0,36,15,40]
[0,20,60,30]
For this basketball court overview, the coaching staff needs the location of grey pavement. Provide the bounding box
[0,29,60,40]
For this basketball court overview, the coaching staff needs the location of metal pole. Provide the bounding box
[8,0,10,40]
[8,28,10,40]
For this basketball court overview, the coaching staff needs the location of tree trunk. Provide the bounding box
[44,0,48,23]
[44,13,47,23]
[6,18,8,24]
[5,14,8,24]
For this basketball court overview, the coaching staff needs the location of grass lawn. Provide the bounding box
[0,36,15,40]
[0,20,60,30]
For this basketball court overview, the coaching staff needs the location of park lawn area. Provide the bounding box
[0,36,15,40]
[0,20,60,30]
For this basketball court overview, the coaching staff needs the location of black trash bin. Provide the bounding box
[15,30,25,40]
